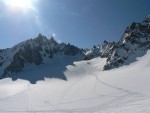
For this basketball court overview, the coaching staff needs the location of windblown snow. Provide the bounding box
[0,50,150,113]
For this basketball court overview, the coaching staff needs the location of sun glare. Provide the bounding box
[4,0,33,11]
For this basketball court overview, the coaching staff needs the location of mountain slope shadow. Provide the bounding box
[9,56,81,84]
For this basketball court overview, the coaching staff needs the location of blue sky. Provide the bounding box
[0,0,150,49]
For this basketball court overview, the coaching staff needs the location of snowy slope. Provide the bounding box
[0,50,150,113]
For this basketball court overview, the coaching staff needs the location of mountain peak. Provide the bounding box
[36,33,47,41]
[38,33,42,37]
[0,34,83,81]
[84,15,150,70]
[49,36,57,44]
[143,15,150,23]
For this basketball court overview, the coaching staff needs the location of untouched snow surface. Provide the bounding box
[0,51,150,113]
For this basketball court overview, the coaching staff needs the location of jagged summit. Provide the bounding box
[0,34,83,83]
[85,16,150,70]
[143,15,150,23]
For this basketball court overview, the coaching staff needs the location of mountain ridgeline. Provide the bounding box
[0,34,82,80]
[0,16,150,81]
[85,15,150,70]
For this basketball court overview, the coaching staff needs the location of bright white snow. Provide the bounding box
[0,50,150,113]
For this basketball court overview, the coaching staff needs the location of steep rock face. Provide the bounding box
[0,34,82,78]
[85,16,150,70]
[84,41,116,60]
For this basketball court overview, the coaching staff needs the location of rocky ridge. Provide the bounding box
[85,16,150,70]
[0,34,82,78]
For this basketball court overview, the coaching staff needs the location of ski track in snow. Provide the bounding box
[0,53,150,113]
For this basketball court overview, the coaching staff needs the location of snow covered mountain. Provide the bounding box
[0,16,150,113]
[1,16,150,83]
[85,15,150,70]
[0,34,83,83]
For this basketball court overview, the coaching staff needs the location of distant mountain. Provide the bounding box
[0,34,83,83]
[84,15,150,70]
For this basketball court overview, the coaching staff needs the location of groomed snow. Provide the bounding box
[0,50,150,113]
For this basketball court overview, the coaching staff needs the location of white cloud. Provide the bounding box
[52,33,56,37]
